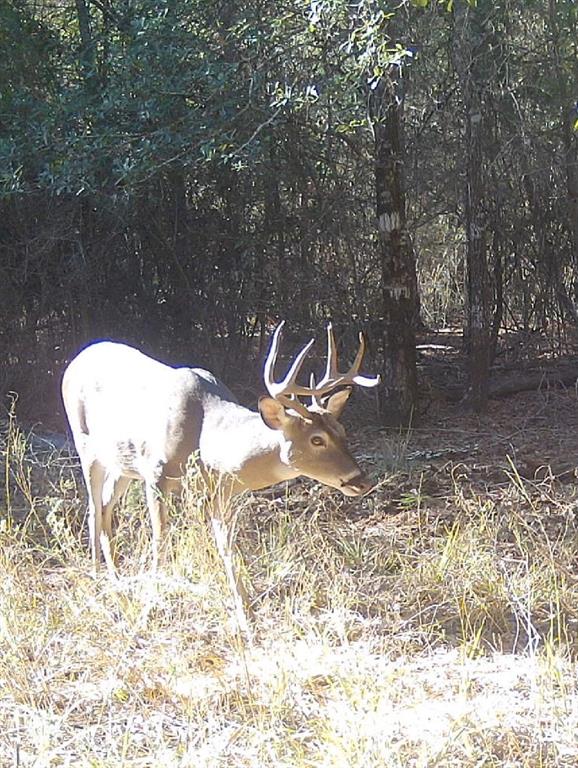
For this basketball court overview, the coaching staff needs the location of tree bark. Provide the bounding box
[547,0,578,279]
[370,71,418,426]
[453,2,492,411]
[75,0,96,91]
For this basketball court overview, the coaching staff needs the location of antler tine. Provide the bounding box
[264,321,316,399]
[351,332,381,388]
[309,372,324,410]
[312,325,380,394]
[263,320,285,393]
[323,322,339,382]
[349,331,365,376]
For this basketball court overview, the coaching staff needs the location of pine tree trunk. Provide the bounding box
[370,72,418,427]
[454,2,491,411]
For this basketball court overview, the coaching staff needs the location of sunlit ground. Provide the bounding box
[2,390,578,766]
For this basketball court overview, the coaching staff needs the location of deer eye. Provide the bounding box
[311,435,325,447]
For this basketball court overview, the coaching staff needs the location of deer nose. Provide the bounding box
[340,471,375,497]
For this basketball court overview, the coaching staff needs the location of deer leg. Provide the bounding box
[101,474,131,567]
[145,481,170,573]
[82,460,105,571]
[210,499,253,637]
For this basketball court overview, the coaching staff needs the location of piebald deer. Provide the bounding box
[62,323,379,624]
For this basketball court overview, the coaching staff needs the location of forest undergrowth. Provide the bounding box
[2,389,578,766]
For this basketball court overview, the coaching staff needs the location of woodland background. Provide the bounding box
[1,0,577,426]
[3,4,578,764]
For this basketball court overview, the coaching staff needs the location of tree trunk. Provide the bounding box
[453,2,491,411]
[547,0,578,282]
[75,0,96,92]
[370,71,418,427]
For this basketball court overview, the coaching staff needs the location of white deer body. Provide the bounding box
[63,342,318,498]
[62,324,380,584]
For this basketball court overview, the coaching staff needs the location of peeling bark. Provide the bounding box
[370,71,418,427]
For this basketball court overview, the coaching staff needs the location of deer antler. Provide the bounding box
[263,322,315,419]
[264,322,380,419]
[315,323,380,392]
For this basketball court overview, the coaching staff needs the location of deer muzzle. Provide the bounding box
[340,471,375,497]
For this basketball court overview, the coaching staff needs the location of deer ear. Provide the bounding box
[324,388,352,419]
[258,396,290,430]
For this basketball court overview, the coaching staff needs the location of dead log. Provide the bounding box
[429,362,578,402]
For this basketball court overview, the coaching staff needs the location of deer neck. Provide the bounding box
[199,398,298,493]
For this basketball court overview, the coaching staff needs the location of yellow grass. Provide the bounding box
[2,394,578,766]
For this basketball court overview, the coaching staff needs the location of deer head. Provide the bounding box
[258,322,380,496]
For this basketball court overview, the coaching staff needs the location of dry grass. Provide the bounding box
[2,390,578,766]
